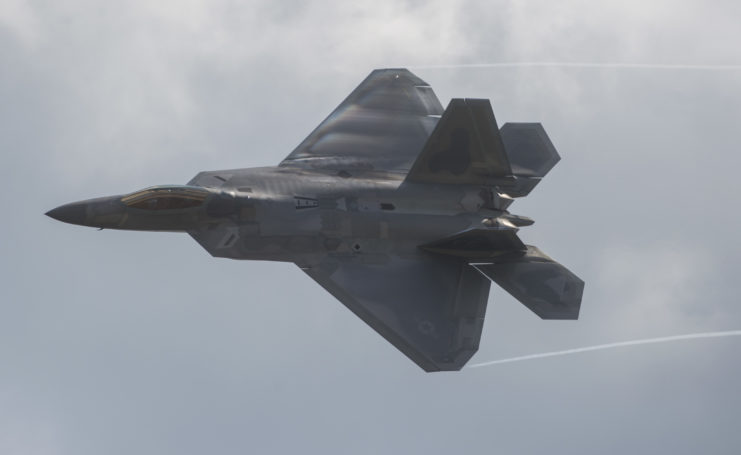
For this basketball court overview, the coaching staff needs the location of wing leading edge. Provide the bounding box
[301,252,491,371]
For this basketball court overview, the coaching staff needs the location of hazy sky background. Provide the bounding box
[2,1,741,453]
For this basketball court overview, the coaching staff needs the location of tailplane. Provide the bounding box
[420,230,584,320]
[499,123,560,197]
[472,246,584,319]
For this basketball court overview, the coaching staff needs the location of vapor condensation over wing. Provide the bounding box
[467,330,741,368]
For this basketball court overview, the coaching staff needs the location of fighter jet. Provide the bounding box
[47,69,584,372]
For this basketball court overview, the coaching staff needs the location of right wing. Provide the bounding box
[301,252,491,372]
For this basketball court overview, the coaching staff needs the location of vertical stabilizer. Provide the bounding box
[405,98,513,185]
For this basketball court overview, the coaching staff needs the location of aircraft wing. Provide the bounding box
[300,252,491,371]
[280,69,444,173]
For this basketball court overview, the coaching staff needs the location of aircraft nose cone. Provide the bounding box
[45,202,88,225]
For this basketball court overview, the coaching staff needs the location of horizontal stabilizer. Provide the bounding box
[473,246,583,319]
[405,99,512,185]
[499,123,560,197]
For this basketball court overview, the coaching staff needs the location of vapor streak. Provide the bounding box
[467,330,741,368]
[409,62,741,71]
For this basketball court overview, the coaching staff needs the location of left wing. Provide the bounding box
[301,252,491,371]
[280,69,443,173]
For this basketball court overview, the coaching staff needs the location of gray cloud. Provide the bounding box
[2,0,741,454]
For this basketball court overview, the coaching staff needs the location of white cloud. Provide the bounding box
[8,0,475,185]
[0,394,60,455]
[595,242,717,335]
[0,0,42,47]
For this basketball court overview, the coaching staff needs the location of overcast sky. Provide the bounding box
[2,1,741,454]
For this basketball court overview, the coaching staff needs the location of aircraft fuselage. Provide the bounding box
[47,165,508,267]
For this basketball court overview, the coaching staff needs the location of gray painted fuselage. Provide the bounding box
[189,167,499,265]
[48,167,500,264]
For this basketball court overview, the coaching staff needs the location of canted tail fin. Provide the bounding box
[405,98,512,185]
[405,99,561,197]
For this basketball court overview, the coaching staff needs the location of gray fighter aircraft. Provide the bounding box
[47,69,584,372]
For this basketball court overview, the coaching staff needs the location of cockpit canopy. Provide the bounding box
[121,185,211,211]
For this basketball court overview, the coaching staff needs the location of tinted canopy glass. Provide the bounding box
[121,186,210,211]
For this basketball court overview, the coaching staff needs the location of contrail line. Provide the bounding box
[409,62,741,71]
[467,330,741,368]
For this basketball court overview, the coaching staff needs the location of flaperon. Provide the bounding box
[47,69,584,372]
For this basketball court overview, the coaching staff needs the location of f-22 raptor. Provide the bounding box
[47,69,584,372]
